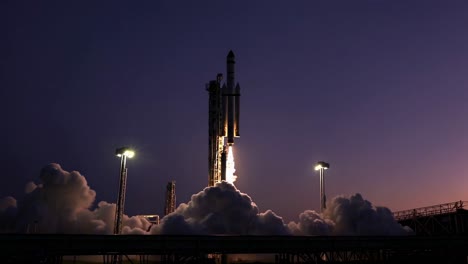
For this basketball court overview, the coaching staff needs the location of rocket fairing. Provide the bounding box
[223,50,241,146]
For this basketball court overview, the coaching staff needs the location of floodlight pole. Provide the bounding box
[319,166,326,213]
[315,161,330,213]
[112,147,134,264]
[114,153,127,235]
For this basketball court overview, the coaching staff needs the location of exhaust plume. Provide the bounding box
[226,146,237,184]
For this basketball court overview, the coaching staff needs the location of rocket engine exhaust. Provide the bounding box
[226,146,237,184]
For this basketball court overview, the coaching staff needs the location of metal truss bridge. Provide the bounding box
[393,200,468,221]
[393,200,468,236]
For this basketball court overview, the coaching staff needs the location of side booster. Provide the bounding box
[222,50,241,145]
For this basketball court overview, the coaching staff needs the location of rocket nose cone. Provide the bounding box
[227,50,235,58]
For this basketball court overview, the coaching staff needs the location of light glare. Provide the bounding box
[115,147,135,158]
[124,150,135,158]
[315,161,329,171]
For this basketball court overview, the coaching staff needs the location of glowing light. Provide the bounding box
[124,150,135,158]
[314,161,329,171]
[226,146,237,184]
[115,147,135,158]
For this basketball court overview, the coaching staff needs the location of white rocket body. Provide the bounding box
[223,50,240,145]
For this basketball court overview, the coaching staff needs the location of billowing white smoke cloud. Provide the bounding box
[288,193,412,236]
[0,163,150,234]
[151,181,290,235]
[0,163,411,236]
[288,210,334,236]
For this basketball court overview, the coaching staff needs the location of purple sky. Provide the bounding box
[2,1,468,222]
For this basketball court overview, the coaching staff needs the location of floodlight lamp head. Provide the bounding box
[314,161,330,171]
[115,147,135,158]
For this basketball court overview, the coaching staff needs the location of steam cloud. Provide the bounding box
[0,163,150,234]
[288,194,412,235]
[151,181,289,235]
[0,163,411,236]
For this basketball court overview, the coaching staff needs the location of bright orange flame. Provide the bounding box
[226,146,237,184]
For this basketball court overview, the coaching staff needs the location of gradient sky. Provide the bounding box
[2,1,468,222]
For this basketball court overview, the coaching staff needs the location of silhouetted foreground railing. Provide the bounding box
[0,234,467,263]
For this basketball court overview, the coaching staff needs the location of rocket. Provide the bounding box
[206,50,241,187]
[222,50,241,145]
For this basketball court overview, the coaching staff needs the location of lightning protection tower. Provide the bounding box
[164,181,176,215]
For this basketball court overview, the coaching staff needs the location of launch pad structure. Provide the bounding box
[206,51,241,187]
